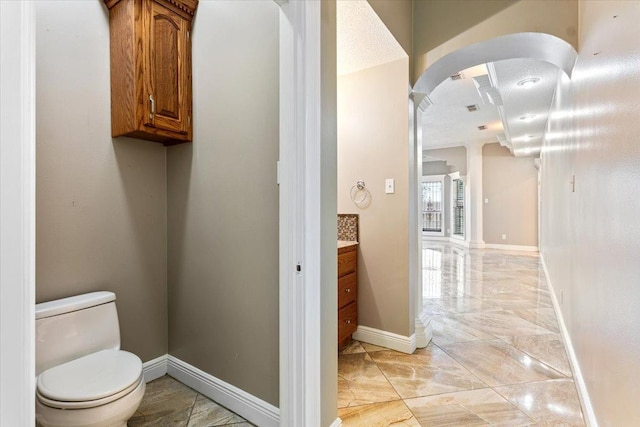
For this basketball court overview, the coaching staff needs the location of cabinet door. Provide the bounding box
[144,1,190,135]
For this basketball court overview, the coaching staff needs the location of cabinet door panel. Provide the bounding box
[145,1,188,134]
[154,15,179,118]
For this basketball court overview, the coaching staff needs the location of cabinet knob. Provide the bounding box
[345,288,351,293]
[345,319,352,325]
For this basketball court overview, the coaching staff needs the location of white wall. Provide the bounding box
[540,1,640,424]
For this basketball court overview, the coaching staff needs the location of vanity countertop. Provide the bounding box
[338,240,358,254]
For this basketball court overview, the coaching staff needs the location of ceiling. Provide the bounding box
[421,58,562,158]
[337,0,407,76]
[335,1,564,159]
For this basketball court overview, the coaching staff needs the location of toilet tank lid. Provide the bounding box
[36,291,116,320]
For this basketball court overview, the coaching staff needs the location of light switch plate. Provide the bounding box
[385,178,395,194]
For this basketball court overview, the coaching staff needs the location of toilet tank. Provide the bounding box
[36,291,121,375]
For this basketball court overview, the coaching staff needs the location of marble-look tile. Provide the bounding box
[495,379,585,426]
[423,298,452,316]
[451,311,555,339]
[432,296,502,314]
[340,340,366,354]
[369,346,487,399]
[440,339,565,387]
[431,315,496,346]
[338,400,421,427]
[361,342,389,353]
[338,353,401,407]
[478,290,552,311]
[405,388,534,426]
[187,394,249,427]
[130,376,197,427]
[503,334,572,377]
[511,308,560,333]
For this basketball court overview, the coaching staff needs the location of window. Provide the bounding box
[422,177,444,234]
[453,178,465,238]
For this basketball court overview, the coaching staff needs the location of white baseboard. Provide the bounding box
[484,243,539,252]
[352,325,416,354]
[167,355,279,427]
[329,417,343,427]
[142,354,168,383]
[540,255,598,427]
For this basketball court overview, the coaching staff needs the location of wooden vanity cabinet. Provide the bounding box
[103,0,198,145]
[338,244,358,349]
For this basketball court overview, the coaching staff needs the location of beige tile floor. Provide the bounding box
[338,242,585,426]
[129,375,253,427]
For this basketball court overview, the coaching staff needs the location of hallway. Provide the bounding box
[337,242,585,426]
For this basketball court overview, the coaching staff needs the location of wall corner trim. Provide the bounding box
[540,255,598,427]
[329,417,343,427]
[142,354,168,383]
[414,309,433,348]
[166,355,279,427]
[352,326,417,354]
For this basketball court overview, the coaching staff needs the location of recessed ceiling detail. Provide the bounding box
[421,58,561,157]
[450,72,464,80]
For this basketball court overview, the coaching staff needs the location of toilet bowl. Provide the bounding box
[35,292,145,427]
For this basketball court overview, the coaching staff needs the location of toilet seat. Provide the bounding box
[37,349,143,410]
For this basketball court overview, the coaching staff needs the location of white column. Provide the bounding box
[412,93,432,348]
[465,141,485,248]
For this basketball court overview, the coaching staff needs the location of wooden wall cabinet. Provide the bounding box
[103,0,198,145]
[338,244,358,349]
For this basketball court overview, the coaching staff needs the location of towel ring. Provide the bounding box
[350,180,370,205]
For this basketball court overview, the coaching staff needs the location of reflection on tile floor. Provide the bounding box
[129,376,253,427]
[338,242,585,426]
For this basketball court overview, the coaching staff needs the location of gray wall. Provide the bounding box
[35,0,168,363]
[412,1,578,84]
[338,57,411,337]
[413,0,515,81]
[540,1,640,424]
[367,0,413,79]
[423,146,467,175]
[483,143,537,246]
[167,1,280,406]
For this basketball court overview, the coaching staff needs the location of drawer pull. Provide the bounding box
[345,288,351,293]
[345,319,352,325]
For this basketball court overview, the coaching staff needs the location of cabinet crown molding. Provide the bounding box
[104,0,199,20]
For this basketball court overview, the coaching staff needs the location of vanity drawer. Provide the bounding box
[337,250,357,278]
[338,301,358,345]
[338,272,357,309]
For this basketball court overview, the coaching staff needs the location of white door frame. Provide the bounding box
[0,1,323,425]
[277,1,325,426]
[0,1,36,425]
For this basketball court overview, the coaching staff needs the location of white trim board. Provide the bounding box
[329,418,343,427]
[167,356,279,427]
[142,354,168,383]
[540,255,597,427]
[0,1,36,426]
[484,243,539,252]
[353,326,417,354]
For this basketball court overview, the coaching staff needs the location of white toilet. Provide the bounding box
[35,291,145,427]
